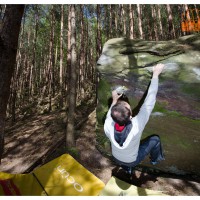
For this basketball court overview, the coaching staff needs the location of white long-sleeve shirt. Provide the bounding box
[104,78,159,163]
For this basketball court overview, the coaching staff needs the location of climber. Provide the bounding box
[104,63,165,173]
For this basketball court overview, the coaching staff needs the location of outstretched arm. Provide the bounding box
[136,63,165,130]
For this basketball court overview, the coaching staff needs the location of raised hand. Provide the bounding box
[153,63,165,78]
[112,90,122,105]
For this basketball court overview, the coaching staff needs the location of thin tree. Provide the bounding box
[151,5,158,41]
[51,6,56,100]
[137,4,143,39]
[79,5,85,99]
[66,5,71,96]
[25,28,31,102]
[157,5,163,39]
[143,5,152,40]
[66,4,77,148]
[129,4,134,39]
[96,4,101,61]
[105,5,109,41]
[121,4,126,37]
[59,4,64,107]
[184,4,191,21]
[194,5,199,19]
[0,5,25,161]
[115,5,118,37]
[29,5,38,97]
[166,4,176,39]
[109,5,112,38]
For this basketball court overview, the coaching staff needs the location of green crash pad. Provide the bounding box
[100,176,167,196]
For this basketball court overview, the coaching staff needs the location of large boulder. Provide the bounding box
[96,34,200,176]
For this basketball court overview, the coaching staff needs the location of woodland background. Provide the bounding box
[0,4,200,160]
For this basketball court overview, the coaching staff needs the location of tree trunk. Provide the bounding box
[137,4,143,39]
[109,5,112,38]
[129,4,134,39]
[184,4,190,21]
[51,7,56,99]
[115,5,118,37]
[30,5,38,97]
[85,11,89,80]
[25,30,31,102]
[96,4,101,61]
[46,6,55,111]
[105,5,109,41]
[59,4,64,108]
[0,5,24,161]
[0,5,6,14]
[151,5,158,41]
[194,5,199,19]
[66,5,77,148]
[145,5,153,40]
[66,6,71,98]
[121,4,126,37]
[80,5,85,100]
[157,5,163,39]
[166,4,176,39]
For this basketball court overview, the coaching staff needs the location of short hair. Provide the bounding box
[111,102,131,126]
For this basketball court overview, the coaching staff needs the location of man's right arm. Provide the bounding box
[104,90,122,138]
[106,90,122,119]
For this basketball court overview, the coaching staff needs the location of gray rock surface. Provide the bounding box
[96,34,200,176]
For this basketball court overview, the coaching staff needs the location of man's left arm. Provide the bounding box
[136,63,165,130]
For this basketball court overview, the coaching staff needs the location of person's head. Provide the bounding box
[111,101,132,126]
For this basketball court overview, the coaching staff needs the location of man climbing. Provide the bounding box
[104,63,165,173]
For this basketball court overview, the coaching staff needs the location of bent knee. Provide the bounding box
[150,135,160,143]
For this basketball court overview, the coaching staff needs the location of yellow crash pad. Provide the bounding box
[33,154,105,196]
[0,154,105,196]
[100,176,167,196]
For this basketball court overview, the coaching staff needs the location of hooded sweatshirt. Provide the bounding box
[104,78,158,163]
[114,121,132,147]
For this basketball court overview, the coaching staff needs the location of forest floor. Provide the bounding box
[1,105,200,196]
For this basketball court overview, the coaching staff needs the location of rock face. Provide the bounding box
[96,34,200,176]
